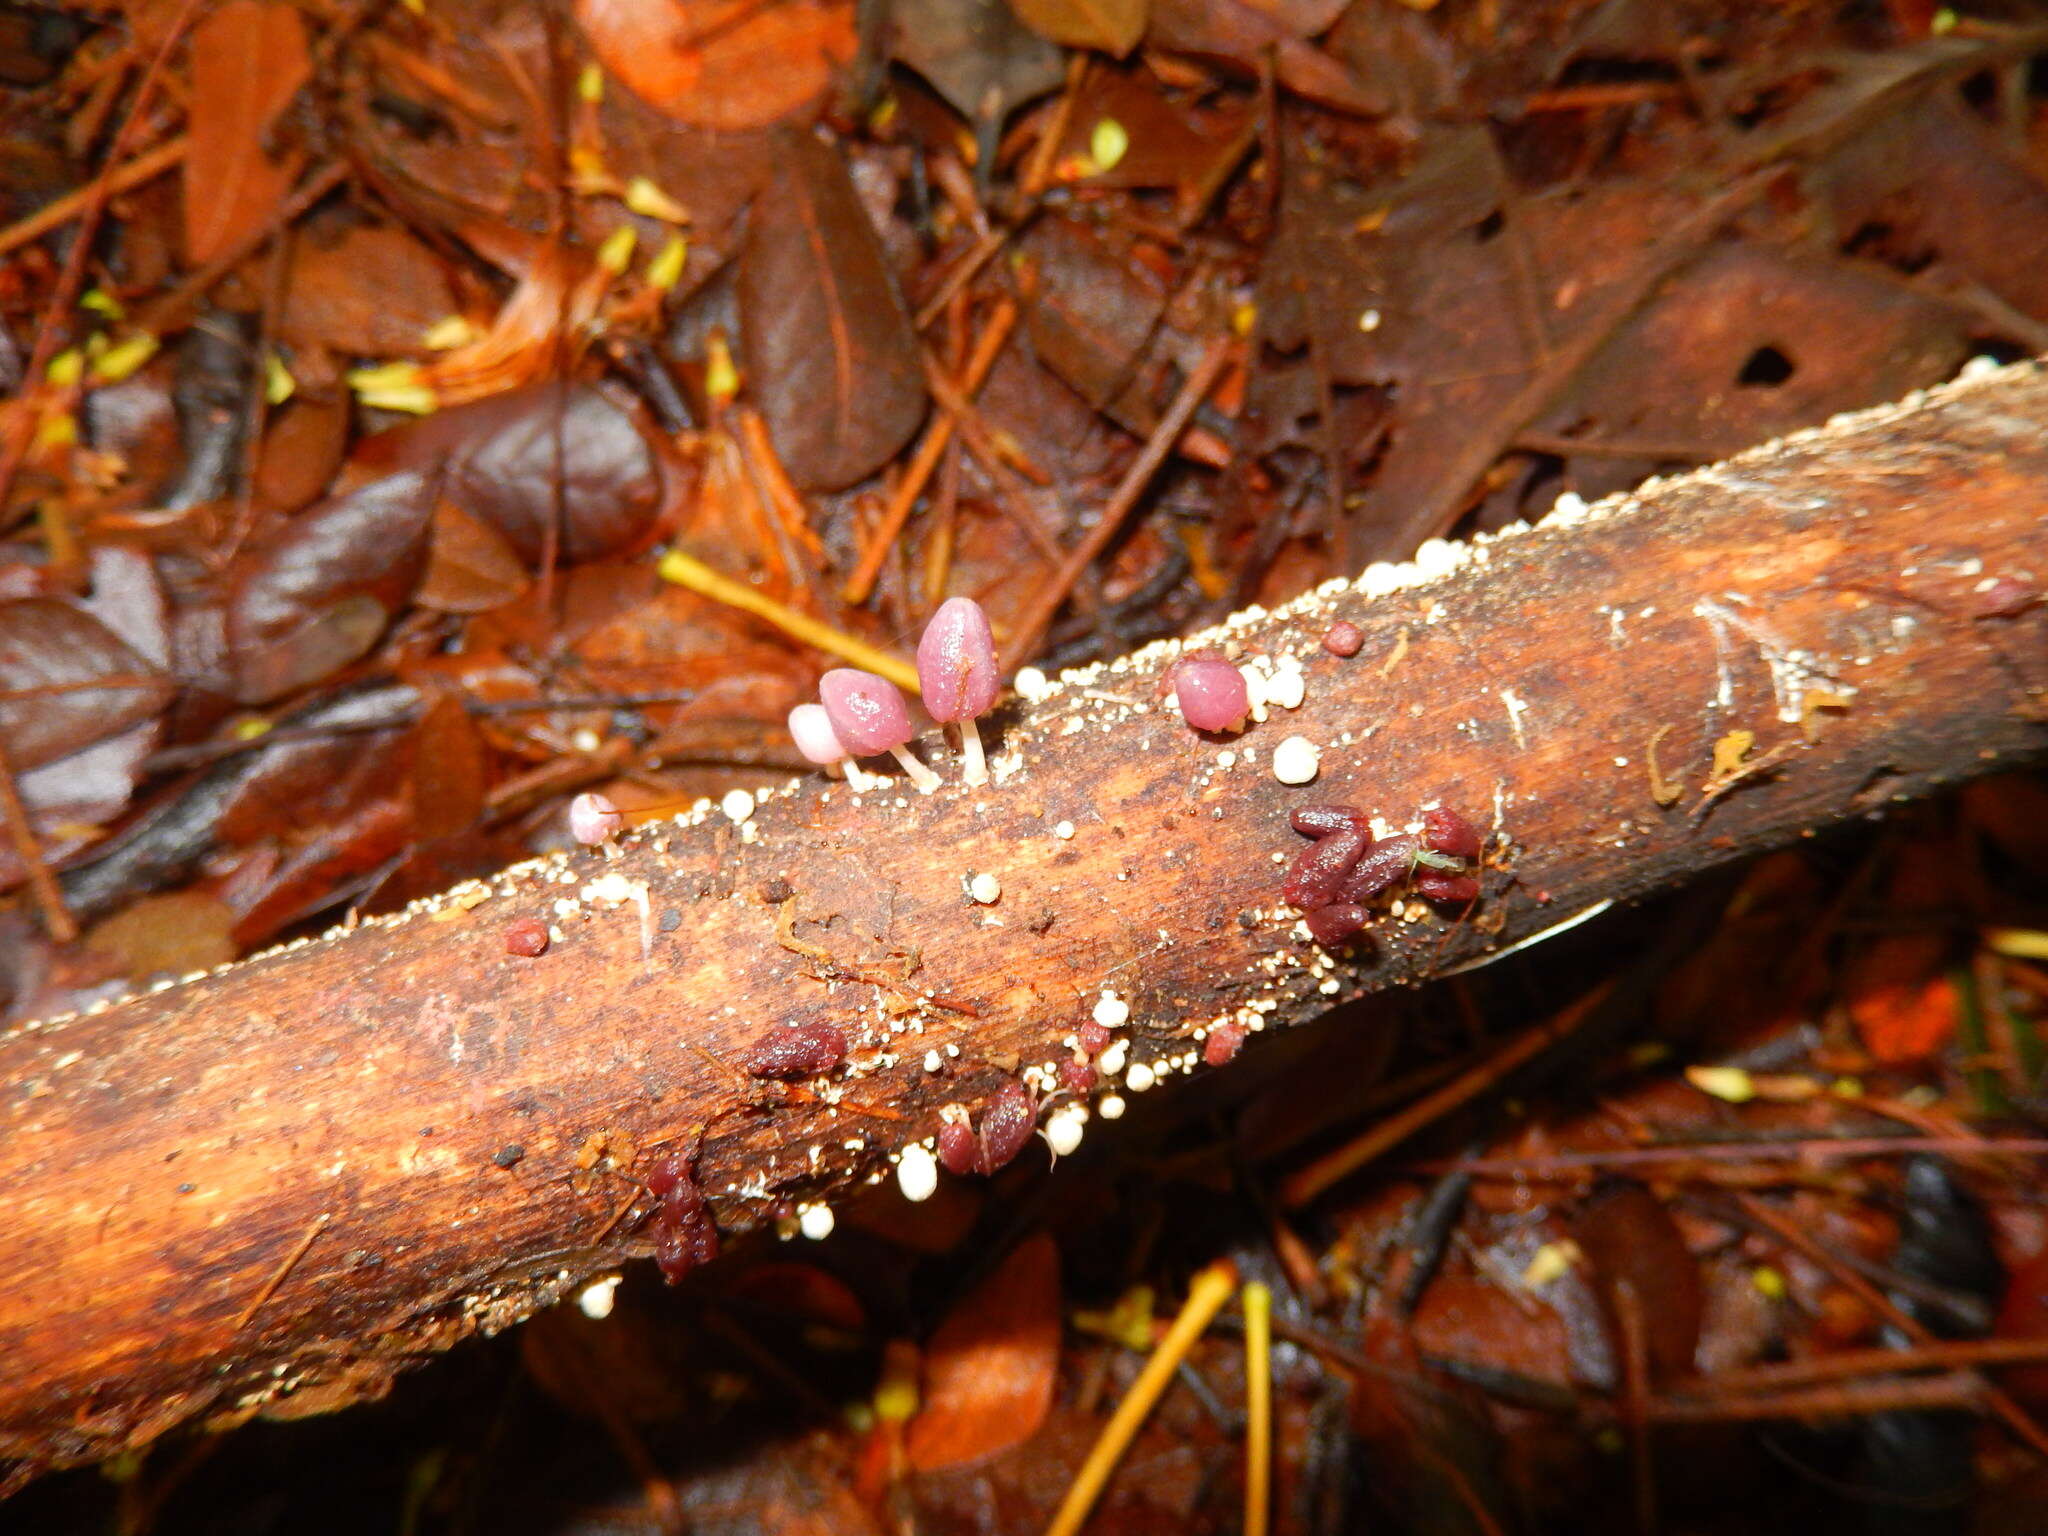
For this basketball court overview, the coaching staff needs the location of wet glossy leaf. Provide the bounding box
[0,722,160,892]
[183,0,310,265]
[1149,0,1387,117]
[225,466,441,704]
[252,394,351,514]
[575,0,855,131]
[738,131,926,490]
[905,1232,1060,1471]
[1009,0,1146,56]
[369,383,668,566]
[415,499,530,614]
[273,222,460,357]
[0,597,171,770]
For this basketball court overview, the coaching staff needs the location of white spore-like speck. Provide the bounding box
[798,1204,835,1241]
[968,872,1001,904]
[1054,820,1076,840]
[1014,666,1051,701]
[1272,736,1320,784]
[576,1275,621,1319]
[1125,1061,1156,1092]
[1098,1094,1126,1120]
[1098,1039,1129,1076]
[1093,992,1130,1028]
[720,789,755,823]
[1044,1105,1087,1157]
[896,1144,938,1203]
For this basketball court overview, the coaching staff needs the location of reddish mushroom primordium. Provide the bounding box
[818,668,940,793]
[1169,655,1250,733]
[568,791,625,856]
[917,596,1000,786]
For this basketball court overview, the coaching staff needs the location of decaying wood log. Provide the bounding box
[2,359,2045,1489]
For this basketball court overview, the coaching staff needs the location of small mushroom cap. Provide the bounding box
[1169,656,1250,732]
[568,791,625,846]
[819,668,916,756]
[916,596,999,723]
[787,702,849,765]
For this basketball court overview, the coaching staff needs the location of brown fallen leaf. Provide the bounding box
[905,1232,1061,1471]
[575,0,855,132]
[182,0,310,265]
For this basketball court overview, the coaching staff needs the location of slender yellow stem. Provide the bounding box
[1044,1261,1237,1536]
[1242,1282,1272,1536]
[656,550,918,693]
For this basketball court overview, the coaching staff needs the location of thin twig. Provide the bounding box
[0,734,75,943]
[232,1212,331,1333]
[0,134,187,260]
[843,298,1019,604]
[1280,980,1615,1209]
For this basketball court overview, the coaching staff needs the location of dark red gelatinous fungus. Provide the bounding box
[916,596,999,723]
[1077,1019,1112,1055]
[646,1152,719,1282]
[1060,1056,1096,1095]
[1414,870,1482,904]
[1322,620,1364,657]
[1340,835,1420,904]
[976,1078,1037,1174]
[503,917,549,956]
[1422,806,1483,861]
[1204,1020,1248,1067]
[936,1118,977,1176]
[1283,828,1369,909]
[743,1021,849,1080]
[1290,804,1370,839]
[1302,903,1369,947]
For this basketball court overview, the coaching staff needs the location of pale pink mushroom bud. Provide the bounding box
[916,596,999,786]
[569,791,624,855]
[787,703,880,790]
[818,668,940,794]
[1170,656,1250,733]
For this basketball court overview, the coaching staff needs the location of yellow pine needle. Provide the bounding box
[1043,1261,1237,1536]
[1987,927,2048,961]
[1242,1282,1271,1536]
[655,550,917,693]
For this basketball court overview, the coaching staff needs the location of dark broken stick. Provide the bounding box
[3,359,2046,1487]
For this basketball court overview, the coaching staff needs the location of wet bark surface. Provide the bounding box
[2,360,2044,1483]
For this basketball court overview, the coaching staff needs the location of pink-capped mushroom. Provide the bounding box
[818,668,940,793]
[787,702,879,791]
[1169,655,1250,733]
[917,596,1000,786]
[569,791,625,857]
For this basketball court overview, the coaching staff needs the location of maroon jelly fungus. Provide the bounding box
[1302,903,1369,947]
[1413,870,1482,904]
[976,1079,1037,1174]
[1283,828,1369,909]
[1340,835,1421,904]
[1204,1020,1249,1067]
[936,1118,977,1176]
[1060,1056,1097,1095]
[1077,1019,1112,1055]
[1422,806,1483,861]
[1290,804,1370,838]
[1169,656,1250,733]
[646,1153,719,1282]
[504,917,549,956]
[1322,620,1364,657]
[743,1021,849,1080]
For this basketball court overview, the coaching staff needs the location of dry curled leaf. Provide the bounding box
[183,0,310,265]
[574,0,855,132]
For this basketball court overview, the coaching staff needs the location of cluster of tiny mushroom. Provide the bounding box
[544,601,1482,1282]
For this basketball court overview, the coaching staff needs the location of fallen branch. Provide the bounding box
[3,360,2046,1488]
